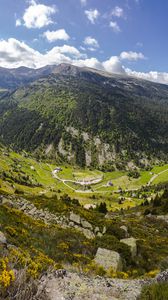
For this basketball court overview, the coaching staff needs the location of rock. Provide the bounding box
[156,269,168,282]
[94,226,100,234]
[120,237,137,257]
[102,226,106,234]
[97,232,103,237]
[1,198,13,207]
[84,204,96,210]
[0,231,7,244]
[80,228,95,239]
[69,221,74,227]
[120,225,129,238]
[81,219,93,230]
[157,215,168,223]
[69,212,81,225]
[94,248,123,272]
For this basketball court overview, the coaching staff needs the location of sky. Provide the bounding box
[0,0,168,84]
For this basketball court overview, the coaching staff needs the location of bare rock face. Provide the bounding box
[94,248,123,272]
[120,237,137,257]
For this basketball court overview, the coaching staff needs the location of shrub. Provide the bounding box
[139,283,168,300]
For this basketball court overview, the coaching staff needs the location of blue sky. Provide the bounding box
[0,0,168,84]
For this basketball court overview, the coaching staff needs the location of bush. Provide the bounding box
[2,269,49,300]
[139,283,168,300]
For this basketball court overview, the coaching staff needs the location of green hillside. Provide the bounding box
[0,64,168,169]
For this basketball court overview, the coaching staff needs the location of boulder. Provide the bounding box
[0,231,7,245]
[80,228,95,239]
[120,237,137,257]
[94,248,122,272]
[94,226,100,234]
[102,226,106,234]
[69,212,81,225]
[81,219,93,230]
[120,225,129,238]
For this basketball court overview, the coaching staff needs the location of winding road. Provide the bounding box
[147,168,168,186]
[49,164,168,194]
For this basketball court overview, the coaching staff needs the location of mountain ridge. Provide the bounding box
[1,63,168,89]
[0,63,168,169]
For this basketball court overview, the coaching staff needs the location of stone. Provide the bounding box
[94,248,122,272]
[1,198,13,207]
[102,226,106,234]
[157,215,168,223]
[80,228,95,239]
[69,221,74,227]
[120,237,137,257]
[0,231,7,244]
[81,219,93,230]
[120,225,129,238]
[69,212,81,225]
[94,226,100,234]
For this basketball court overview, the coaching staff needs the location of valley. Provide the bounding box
[0,145,168,211]
[0,64,168,299]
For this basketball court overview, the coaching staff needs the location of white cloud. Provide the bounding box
[43,29,70,42]
[0,38,41,68]
[126,69,168,85]
[47,45,84,58]
[111,6,124,18]
[80,0,87,6]
[85,9,100,24]
[16,19,22,27]
[109,21,121,33]
[74,57,103,70]
[16,0,57,29]
[84,36,99,48]
[103,56,125,74]
[120,51,145,61]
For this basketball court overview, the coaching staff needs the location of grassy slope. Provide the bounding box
[0,146,168,210]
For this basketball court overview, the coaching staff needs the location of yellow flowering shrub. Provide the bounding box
[0,258,15,288]
[146,269,160,278]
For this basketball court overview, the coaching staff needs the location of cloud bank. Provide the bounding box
[0,38,168,85]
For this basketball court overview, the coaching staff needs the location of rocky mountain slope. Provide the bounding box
[0,63,168,168]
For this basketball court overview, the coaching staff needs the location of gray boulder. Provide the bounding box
[69,212,81,225]
[81,219,93,230]
[94,248,122,272]
[120,237,137,257]
[79,228,95,239]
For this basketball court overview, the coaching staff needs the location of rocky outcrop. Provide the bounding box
[42,269,143,300]
[0,196,102,240]
[120,237,137,257]
[94,248,123,272]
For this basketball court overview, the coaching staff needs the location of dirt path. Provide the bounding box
[147,168,168,186]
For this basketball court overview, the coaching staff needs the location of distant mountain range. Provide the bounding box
[0,63,168,169]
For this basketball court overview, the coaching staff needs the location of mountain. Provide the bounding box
[0,63,168,169]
